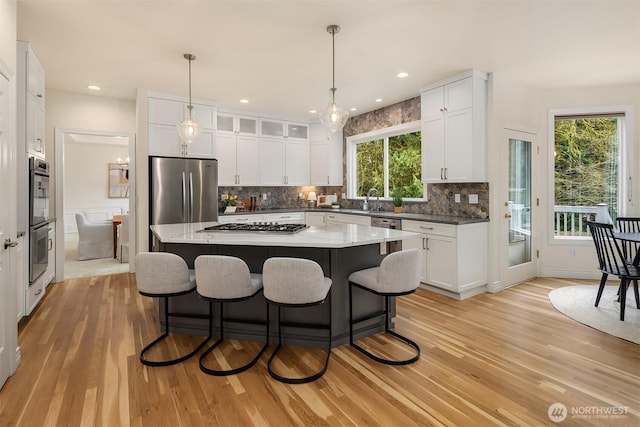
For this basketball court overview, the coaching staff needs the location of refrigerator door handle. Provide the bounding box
[182,172,187,220]
[189,172,194,222]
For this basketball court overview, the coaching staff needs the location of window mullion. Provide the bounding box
[383,136,389,197]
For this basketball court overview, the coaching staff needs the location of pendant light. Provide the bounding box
[319,25,348,133]
[177,53,201,143]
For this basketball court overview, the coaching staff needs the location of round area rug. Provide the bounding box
[549,285,639,344]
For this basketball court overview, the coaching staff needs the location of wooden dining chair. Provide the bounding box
[615,217,640,264]
[587,221,640,321]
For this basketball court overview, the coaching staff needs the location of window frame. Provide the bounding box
[346,121,422,201]
[547,105,635,245]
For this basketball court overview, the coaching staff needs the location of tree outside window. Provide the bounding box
[353,127,423,199]
[553,115,621,236]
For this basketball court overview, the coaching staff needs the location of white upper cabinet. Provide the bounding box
[216,111,260,185]
[216,132,260,186]
[261,119,308,140]
[148,96,217,158]
[309,124,343,186]
[259,137,309,186]
[216,112,257,136]
[259,118,309,185]
[18,41,46,159]
[420,70,487,183]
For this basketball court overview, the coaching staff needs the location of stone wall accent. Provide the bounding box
[218,186,343,211]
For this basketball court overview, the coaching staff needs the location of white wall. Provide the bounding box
[63,137,129,233]
[487,72,542,290]
[0,0,16,73]
[45,90,136,213]
[537,83,640,279]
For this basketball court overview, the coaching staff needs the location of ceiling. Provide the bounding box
[17,0,640,120]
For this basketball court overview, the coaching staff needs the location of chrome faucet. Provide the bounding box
[364,188,379,211]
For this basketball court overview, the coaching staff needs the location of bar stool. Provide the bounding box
[262,257,332,384]
[194,255,268,376]
[348,249,421,365]
[135,252,211,366]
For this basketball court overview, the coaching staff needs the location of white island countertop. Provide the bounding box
[151,222,421,249]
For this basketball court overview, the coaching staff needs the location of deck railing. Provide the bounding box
[553,205,610,237]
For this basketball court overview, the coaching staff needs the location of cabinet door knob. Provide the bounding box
[505,213,512,219]
[37,94,43,98]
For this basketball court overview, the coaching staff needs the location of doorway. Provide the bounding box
[54,128,136,280]
[501,127,538,286]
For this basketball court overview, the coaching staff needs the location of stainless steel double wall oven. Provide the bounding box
[29,157,50,283]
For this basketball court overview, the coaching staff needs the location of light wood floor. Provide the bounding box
[0,274,638,426]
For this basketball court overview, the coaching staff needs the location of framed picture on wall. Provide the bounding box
[108,163,129,198]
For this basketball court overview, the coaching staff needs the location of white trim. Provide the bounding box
[55,127,136,280]
[547,105,635,245]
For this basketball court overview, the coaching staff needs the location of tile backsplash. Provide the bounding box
[218,182,489,219]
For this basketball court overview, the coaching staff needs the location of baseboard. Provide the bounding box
[418,283,487,300]
[486,281,502,293]
[540,267,602,280]
[14,346,21,373]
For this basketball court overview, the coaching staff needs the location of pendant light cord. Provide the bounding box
[331,28,336,103]
[184,53,195,119]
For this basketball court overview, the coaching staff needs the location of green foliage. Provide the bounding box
[355,131,423,199]
[356,139,384,197]
[554,117,618,218]
[392,188,403,206]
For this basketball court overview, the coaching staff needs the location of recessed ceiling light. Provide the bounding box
[375,98,383,103]
[240,99,249,104]
[350,107,357,112]
[309,109,317,114]
[88,85,101,91]
[396,72,409,79]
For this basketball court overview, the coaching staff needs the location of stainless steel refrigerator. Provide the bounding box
[150,156,218,225]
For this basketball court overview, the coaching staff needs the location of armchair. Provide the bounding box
[76,213,113,260]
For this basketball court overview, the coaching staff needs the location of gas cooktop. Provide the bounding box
[201,223,308,234]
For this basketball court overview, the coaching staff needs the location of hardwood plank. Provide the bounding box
[0,275,638,426]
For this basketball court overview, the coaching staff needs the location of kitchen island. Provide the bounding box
[150,222,420,347]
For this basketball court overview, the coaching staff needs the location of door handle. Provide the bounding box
[4,239,18,249]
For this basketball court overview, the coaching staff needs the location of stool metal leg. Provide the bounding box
[267,296,332,384]
[140,297,211,367]
[199,301,269,376]
[349,282,420,366]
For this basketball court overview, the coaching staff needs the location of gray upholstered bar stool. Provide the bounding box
[348,248,421,365]
[262,257,332,384]
[135,252,211,367]
[194,255,268,376]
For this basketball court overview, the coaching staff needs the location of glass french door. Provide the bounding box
[502,128,537,286]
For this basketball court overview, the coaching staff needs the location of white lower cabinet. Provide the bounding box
[400,235,427,284]
[25,275,45,316]
[45,222,56,287]
[218,214,263,224]
[326,213,370,226]
[403,219,487,299]
[263,212,304,224]
[305,212,327,226]
[218,212,304,224]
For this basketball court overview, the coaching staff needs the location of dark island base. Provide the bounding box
[154,241,397,348]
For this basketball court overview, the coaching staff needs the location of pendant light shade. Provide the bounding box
[177,53,201,143]
[319,25,348,133]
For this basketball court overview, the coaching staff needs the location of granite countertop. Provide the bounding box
[220,208,488,225]
[151,221,421,248]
